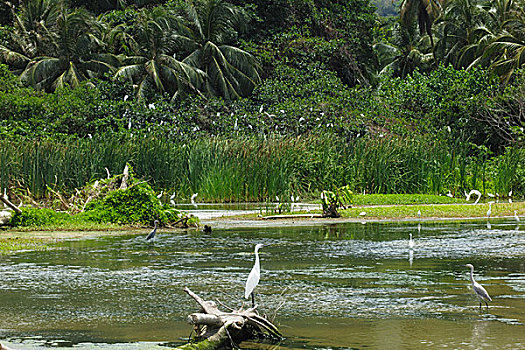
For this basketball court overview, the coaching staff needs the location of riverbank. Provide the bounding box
[1,201,523,253]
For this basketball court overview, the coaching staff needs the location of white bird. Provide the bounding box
[359,211,367,216]
[508,190,513,203]
[245,243,264,307]
[465,264,492,311]
[157,191,163,199]
[447,190,453,198]
[465,189,481,205]
[486,203,492,218]
[191,193,198,207]
[170,192,176,206]
[146,220,159,241]
[417,210,421,218]
[408,233,414,249]
[514,210,520,222]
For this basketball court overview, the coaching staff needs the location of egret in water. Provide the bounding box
[514,210,520,222]
[245,243,264,307]
[465,189,481,205]
[146,220,159,241]
[408,233,415,249]
[465,264,492,311]
[191,193,198,208]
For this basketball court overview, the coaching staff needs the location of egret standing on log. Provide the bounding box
[146,220,159,241]
[245,243,264,307]
[465,264,492,311]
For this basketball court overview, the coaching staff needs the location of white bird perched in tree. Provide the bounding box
[245,243,264,307]
[170,192,176,206]
[465,189,481,205]
[157,191,163,199]
[408,233,414,249]
[146,220,159,241]
[465,264,492,311]
[514,210,520,222]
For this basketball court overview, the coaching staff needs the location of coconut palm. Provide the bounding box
[175,0,261,100]
[1,0,118,90]
[20,8,118,91]
[374,23,434,78]
[0,0,60,71]
[399,0,444,47]
[113,7,205,101]
[433,0,488,68]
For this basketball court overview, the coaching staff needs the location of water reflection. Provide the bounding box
[0,219,524,349]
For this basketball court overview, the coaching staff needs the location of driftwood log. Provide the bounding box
[174,287,283,350]
[1,188,21,214]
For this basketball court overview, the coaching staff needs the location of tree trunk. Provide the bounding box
[173,287,283,350]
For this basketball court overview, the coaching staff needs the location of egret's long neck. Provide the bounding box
[469,267,475,284]
[254,249,260,268]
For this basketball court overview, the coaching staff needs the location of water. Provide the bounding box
[0,219,524,349]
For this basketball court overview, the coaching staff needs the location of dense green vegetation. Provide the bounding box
[0,0,523,205]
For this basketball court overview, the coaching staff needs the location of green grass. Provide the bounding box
[340,202,524,220]
[352,194,462,206]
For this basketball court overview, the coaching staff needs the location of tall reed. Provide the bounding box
[0,135,522,202]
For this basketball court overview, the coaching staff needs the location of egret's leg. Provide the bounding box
[485,301,489,311]
[251,292,255,307]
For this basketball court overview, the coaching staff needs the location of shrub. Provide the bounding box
[85,181,179,225]
[9,207,70,227]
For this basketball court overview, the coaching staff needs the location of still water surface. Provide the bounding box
[0,219,524,349]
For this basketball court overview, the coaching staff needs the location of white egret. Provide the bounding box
[408,233,414,249]
[157,191,163,199]
[447,190,453,198]
[359,211,367,216]
[465,264,492,311]
[465,189,481,205]
[170,192,176,206]
[417,210,421,218]
[146,220,159,241]
[486,203,492,218]
[245,243,264,307]
[191,193,198,208]
[508,190,513,203]
[514,210,520,222]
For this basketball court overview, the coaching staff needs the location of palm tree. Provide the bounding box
[175,0,261,100]
[399,0,444,48]
[1,0,118,90]
[374,23,434,78]
[433,0,488,68]
[113,7,205,101]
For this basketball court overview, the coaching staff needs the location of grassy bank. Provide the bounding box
[1,135,524,203]
[339,202,524,220]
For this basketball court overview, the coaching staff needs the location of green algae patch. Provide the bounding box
[0,237,56,254]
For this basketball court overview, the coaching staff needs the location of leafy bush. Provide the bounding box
[85,181,179,225]
[9,208,70,227]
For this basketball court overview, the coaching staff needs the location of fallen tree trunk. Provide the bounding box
[1,188,21,214]
[172,287,283,350]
